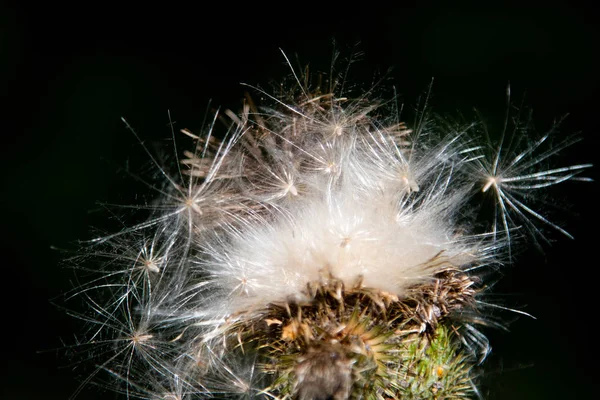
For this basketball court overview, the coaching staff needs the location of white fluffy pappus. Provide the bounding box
[64,52,591,399]
[199,145,480,317]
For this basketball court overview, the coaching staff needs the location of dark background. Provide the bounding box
[2,1,598,399]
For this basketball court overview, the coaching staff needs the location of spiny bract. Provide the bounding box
[65,52,590,400]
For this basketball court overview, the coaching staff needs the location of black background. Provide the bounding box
[2,1,599,399]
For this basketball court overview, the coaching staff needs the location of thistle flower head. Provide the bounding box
[64,51,591,399]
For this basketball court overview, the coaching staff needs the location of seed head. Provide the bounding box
[63,50,591,399]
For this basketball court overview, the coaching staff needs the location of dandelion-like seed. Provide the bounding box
[467,100,592,245]
[64,50,591,399]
